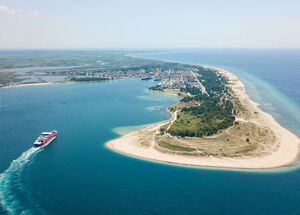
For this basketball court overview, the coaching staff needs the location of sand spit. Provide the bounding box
[107,67,300,170]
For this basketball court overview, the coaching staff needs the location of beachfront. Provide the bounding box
[107,67,300,170]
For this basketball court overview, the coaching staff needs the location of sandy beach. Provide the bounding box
[2,82,53,88]
[106,67,300,170]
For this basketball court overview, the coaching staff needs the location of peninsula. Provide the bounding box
[1,50,299,169]
[107,65,300,170]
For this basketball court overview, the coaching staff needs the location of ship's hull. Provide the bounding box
[34,130,57,147]
[34,136,56,147]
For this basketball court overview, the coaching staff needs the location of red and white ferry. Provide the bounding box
[34,130,57,147]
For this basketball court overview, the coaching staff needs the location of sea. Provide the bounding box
[0,49,300,215]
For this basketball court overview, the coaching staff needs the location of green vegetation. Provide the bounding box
[70,77,111,82]
[168,68,235,137]
[0,72,23,86]
[0,50,185,71]
[158,141,196,152]
[0,50,134,68]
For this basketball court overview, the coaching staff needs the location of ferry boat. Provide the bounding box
[34,130,57,147]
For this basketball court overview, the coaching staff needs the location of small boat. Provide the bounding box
[34,130,57,147]
[141,77,152,81]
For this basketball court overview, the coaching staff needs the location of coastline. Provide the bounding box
[106,66,300,171]
[1,82,54,89]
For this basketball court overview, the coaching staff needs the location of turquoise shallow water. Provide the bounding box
[1,50,300,215]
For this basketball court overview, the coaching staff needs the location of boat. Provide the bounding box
[34,130,57,147]
[141,77,152,81]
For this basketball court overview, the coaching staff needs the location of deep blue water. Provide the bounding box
[0,50,300,215]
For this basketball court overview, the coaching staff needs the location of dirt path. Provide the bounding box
[166,110,178,132]
[190,70,208,96]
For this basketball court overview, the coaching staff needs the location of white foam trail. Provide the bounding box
[0,147,43,214]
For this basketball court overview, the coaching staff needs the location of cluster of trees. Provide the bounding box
[182,98,234,116]
[183,86,200,95]
[170,119,235,137]
[169,68,235,138]
[149,85,163,91]
[169,111,235,138]
[198,69,228,95]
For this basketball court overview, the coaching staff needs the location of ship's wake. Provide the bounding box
[0,147,43,214]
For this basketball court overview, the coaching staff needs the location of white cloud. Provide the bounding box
[0,4,21,16]
[0,4,40,18]
[0,4,9,13]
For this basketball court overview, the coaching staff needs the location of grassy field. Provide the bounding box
[157,140,196,152]
[156,120,277,157]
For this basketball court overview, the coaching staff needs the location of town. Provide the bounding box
[69,65,210,96]
[0,53,211,94]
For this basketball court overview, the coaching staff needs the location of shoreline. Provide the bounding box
[1,82,54,89]
[106,66,300,171]
[0,77,126,89]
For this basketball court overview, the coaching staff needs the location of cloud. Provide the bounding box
[0,4,21,16]
[0,4,40,18]
[0,4,9,13]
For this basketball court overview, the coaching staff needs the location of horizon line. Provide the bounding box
[1,47,300,51]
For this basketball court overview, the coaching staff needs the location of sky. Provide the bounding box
[0,0,299,49]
